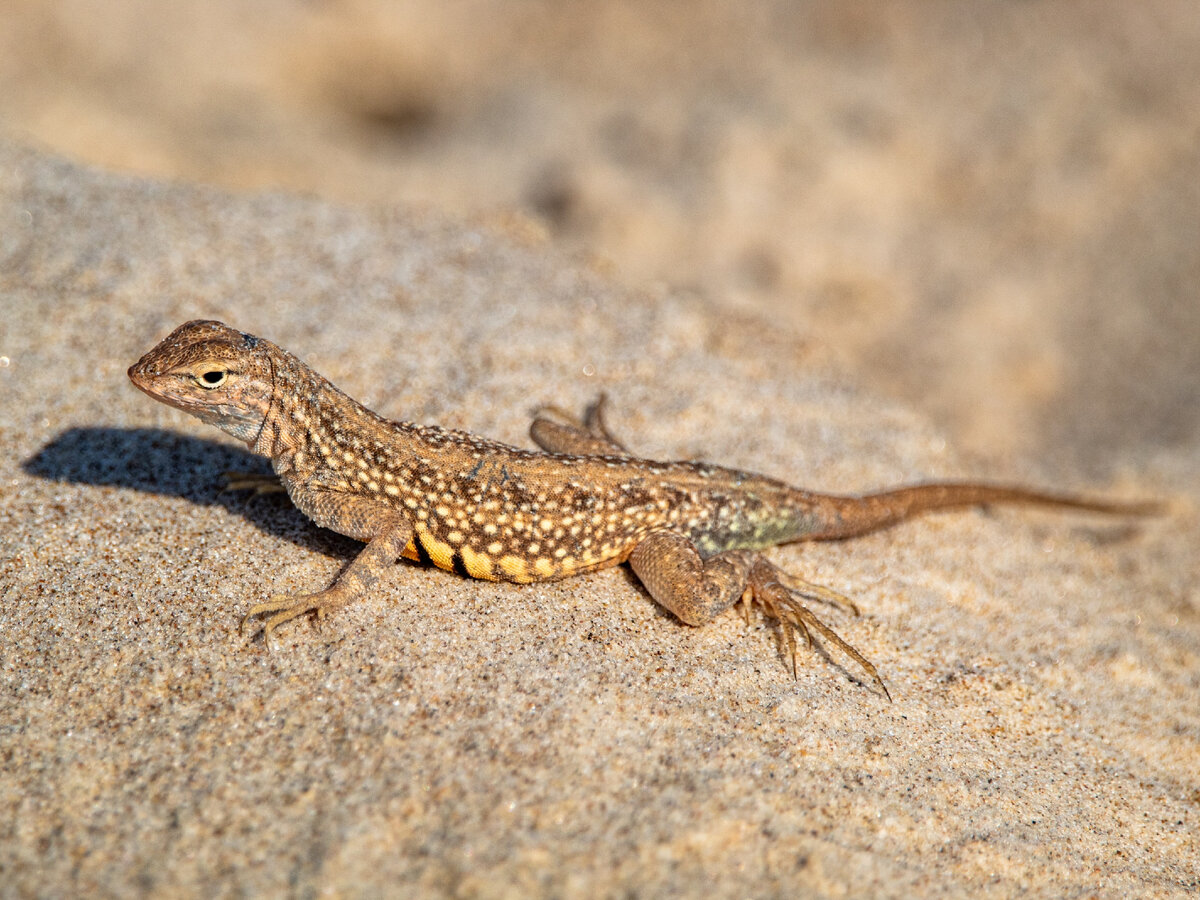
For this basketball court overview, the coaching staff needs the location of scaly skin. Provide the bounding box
[129,320,1158,697]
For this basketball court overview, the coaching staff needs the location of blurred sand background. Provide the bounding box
[1,1,1198,896]
[3,0,1199,473]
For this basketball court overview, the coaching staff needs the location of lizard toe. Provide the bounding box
[241,589,344,647]
[748,559,889,700]
[221,471,285,494]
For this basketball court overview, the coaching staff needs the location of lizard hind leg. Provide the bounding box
[748,557,890,700]
[628,531,888,697]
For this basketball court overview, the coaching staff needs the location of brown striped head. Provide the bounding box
[128,319,277,445]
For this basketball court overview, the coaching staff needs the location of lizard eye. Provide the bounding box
[196,369,228,389]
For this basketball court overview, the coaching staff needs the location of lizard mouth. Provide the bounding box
[127,358,157,395]
[126,357,189,409]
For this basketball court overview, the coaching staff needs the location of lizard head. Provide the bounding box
[129,319,276,445]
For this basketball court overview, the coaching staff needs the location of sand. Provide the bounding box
[1,141,1197,897]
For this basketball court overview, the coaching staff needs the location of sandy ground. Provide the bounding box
[1,1,1198,473]
[1,2,1199,896]
[2,142,1197,897]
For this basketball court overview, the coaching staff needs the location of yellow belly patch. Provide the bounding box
[498,555,531,582]
[403,531,499,581]
[418,532,456,570]
[458,545,496,580]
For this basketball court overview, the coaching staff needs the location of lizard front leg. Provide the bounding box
[628,531,888,698]
[529,394,632,456]
[241,492,414,647]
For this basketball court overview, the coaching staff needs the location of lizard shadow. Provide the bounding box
[22,426,360,561]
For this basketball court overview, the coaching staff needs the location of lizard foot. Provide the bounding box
[221,471,285,494]
[746,558,889,700]
[240,587,349,649]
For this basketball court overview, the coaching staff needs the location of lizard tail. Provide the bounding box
[799,482,1163,541]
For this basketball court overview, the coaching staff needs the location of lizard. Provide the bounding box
[128,320,1158,697]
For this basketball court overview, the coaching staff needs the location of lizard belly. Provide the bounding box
[401,527,624,584]
[401,529,499,581]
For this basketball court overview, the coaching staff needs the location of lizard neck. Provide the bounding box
[250,347,354,460]
[249,348,425,485]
